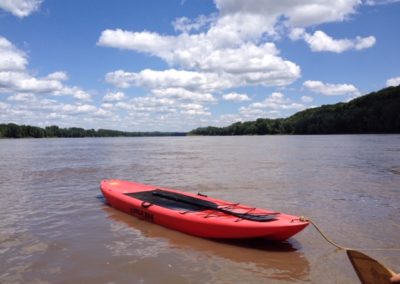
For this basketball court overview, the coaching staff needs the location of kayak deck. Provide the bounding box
[126,189,217,212]
[100,179,309,240]
[127,189,278,222]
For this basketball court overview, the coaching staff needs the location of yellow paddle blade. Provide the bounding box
[347,250,395,284]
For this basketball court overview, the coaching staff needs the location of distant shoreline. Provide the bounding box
[2,86,399,138]
[0,124,186,138]
[1,133,400,140]
[1,122,399,139]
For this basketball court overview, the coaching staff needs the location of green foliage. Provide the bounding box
[189,85,400,135]
[0,124,186,138]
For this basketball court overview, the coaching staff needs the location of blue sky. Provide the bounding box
[0,0,399,131]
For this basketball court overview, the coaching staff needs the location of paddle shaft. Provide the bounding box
[152,191,277,222]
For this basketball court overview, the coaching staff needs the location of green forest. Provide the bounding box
[1,85,399,138]
[0,124,185,138]
[189,85,400,135]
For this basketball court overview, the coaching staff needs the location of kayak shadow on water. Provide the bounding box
[215,237,301,252]
[98,199,311,282]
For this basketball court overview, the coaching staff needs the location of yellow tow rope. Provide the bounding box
[299,216,399,284]
[300,216,400,252]
[300,216,349,250]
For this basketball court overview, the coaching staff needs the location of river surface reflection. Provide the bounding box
[0,135,399,283]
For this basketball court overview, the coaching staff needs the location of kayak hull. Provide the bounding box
[100,179,308,241]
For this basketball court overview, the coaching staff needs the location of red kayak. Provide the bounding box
[100,179,309,241]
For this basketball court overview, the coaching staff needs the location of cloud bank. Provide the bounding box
[97,0,377,127]
[0,35,104,127]
[2,0,390,131]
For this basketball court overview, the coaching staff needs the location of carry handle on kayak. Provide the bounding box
[152,190,278,222]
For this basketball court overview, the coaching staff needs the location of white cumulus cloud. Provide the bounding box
[173,14,216,33]
[0,36,91,101]
[105,69,232,95]
[250,92,304,110]
[45,71,68,81]
[292,29,376,53]
[239,92,305,119]
[61,104,97,114]
[0,71,63,94]
[222,92,250,102]
[0,37,28,71]
[98,31,301,87]
[303,80,360,96]
[103,91,125,102]
[386,76,400,87]
[180,103,211,116]
[7,92,36,102]
[57,86,91,101]
[152,88,216,103]
[215,0,360,28]
[0,0,42,18]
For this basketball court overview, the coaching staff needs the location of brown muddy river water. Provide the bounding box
[1,135,399,283]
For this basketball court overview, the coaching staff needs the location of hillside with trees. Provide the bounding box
[189,85,400,135]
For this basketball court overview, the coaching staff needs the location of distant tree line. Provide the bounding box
[2,86,399,138]
[0,124,186,138]
[189,85,400,135]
